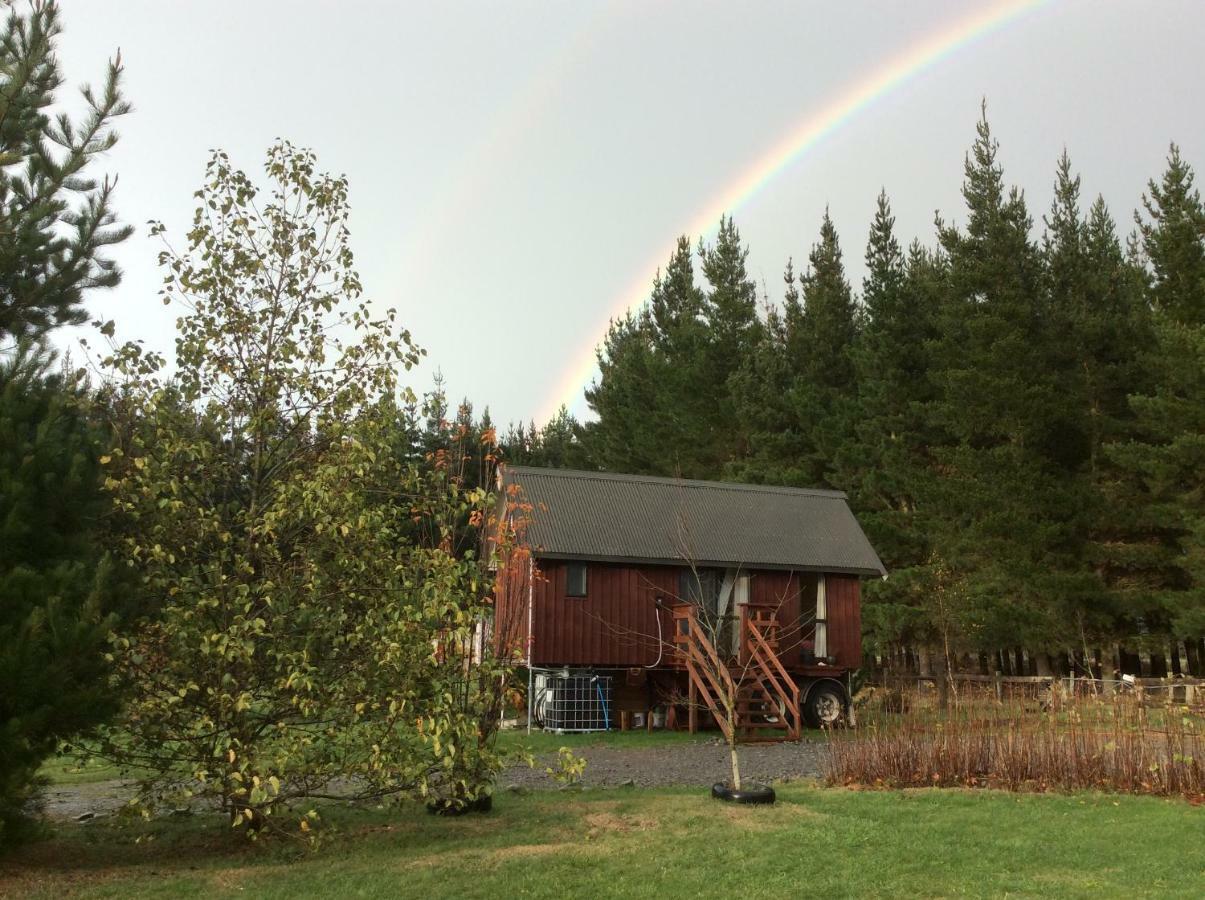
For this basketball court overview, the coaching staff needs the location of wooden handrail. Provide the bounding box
[743,614,801,739]
[674,602,801,741]
[748,619,797,700]
[677,605,738,742]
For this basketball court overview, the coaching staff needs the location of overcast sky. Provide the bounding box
[54,0,1205,425]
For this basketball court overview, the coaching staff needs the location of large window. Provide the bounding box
[566,562,588,597]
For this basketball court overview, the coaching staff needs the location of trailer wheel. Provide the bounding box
[804,683,846,729]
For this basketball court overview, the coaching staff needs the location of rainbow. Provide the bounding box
[540,0,1053,422]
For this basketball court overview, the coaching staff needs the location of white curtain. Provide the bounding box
[815,574,828,660]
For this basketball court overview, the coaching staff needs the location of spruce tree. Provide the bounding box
[0,1,131,339]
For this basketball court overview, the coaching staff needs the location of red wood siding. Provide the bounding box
[749,570,816,666]
[825,574,862,669]
[530,561,678,667]
[503,559,863,672]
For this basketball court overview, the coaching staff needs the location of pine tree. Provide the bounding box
[785,210,858,487]
[839,193,944,653]
[0,1,132,339]
[728,263,805,485]
[1111,146,1205,672]
[1136,144,1205,325]
[1,346,116,843]
[578,308,663,472]
[1043,155,1155,659]
[583,235,722,478]
[0,2,130,843]
[926,111,1089,655]
[699,216,761,467]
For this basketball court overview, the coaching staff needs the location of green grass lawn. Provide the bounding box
[38,752,132,787]
[4,785,1202,898]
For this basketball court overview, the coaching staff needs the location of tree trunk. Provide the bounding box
[1150,650,1168,678]
[729,737,742,790]
[1185,639,1201,678]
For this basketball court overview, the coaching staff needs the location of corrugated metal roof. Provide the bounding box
[502,466,886,577]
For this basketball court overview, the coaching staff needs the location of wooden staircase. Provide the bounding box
[671,602,801,741]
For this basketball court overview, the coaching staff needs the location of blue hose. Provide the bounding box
[595,679,611,731]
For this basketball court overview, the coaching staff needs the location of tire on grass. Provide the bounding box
[711,782,776,804]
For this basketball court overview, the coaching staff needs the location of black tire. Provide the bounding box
[803,682,847,729]
[711,782,776,805]
[426,793,493,816]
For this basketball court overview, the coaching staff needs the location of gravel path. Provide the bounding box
[41,739,829,821]
[41,779,141,822]
[502,738,828,790]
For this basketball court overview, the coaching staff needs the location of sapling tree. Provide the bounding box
[667,563,811,791]
[613,513,814,792]
[99,142,511,831]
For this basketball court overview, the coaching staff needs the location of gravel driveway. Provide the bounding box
[42,738,829,821]
[502,738,828,790]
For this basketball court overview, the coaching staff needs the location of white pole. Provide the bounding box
[526,554,535,735]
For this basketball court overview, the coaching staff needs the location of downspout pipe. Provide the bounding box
[526,553,535,735]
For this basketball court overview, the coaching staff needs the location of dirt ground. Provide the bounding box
[42,739,827,822]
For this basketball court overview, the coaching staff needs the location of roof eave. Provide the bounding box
[530,550,886,578]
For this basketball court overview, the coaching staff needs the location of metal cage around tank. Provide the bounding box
[529,669,613,732]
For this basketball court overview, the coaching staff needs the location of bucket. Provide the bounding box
[632,712,646,728]
[651,710,666,729]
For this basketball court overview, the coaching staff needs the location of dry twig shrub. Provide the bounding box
[828,685,1203,799]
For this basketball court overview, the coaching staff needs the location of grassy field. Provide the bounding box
[3,785,1202,898]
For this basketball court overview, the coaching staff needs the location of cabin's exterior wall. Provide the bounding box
[499,558,864,671]
[528,561,677,667]
[749,569,813,667]
[825,574,862,670]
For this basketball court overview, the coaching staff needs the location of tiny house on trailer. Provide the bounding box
[494,466,886,736]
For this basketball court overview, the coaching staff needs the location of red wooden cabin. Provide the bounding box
[495,466,885,735]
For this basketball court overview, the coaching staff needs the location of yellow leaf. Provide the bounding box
[99,455,112,465]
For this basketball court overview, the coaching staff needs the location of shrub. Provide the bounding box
[828,688,1203,799]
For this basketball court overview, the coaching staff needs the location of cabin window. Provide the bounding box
[815,574,828,660]
[566,563,588,597]
[678,569,718,615]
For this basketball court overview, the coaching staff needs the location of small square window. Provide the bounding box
[566,563,587,597]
